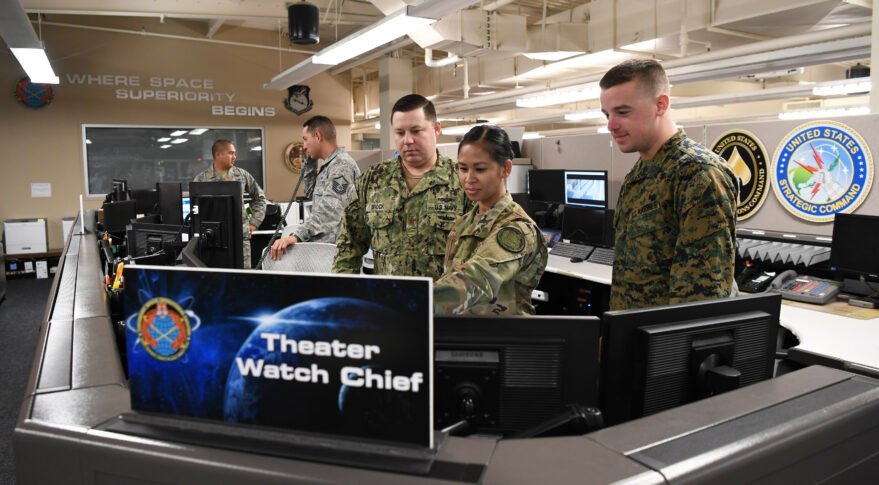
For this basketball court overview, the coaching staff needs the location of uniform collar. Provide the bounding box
[461,192,513,238]
[629,129,686,182]
[318,147,344,174]
[396,152,456,195]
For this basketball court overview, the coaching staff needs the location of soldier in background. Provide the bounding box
[194,139,267,269]
[600,59,738,310]
[269,116,360,259]
[332,94,472,278]
[434,125,547,315]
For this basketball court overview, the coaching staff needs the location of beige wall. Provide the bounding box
[522,115,879,236]
[1,21,352,250]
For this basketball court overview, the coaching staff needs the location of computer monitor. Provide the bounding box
[564,170,608,208]
[102,199,137,235]
[434,314,601,436]
[130,188,158,216]
[527,169,565,204]
[188,181,244,269]
[600,293,781,426]
[112,178,129,201]
[182,196,192,221]
[156,182,183,225]
[561,206,607,246]
[830,213,879,279]
[126,222,185,265]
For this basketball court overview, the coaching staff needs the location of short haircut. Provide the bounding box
[458,125,513,167]
[303,115,337,141]
[599,59,670,97]
[391,94,437,123]
[212,139,233,157]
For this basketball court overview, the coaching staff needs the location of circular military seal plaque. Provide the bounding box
[711,129,769,221]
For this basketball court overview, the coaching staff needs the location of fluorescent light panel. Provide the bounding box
[10,48,59,84]
[812,80,871,96]
[523,51,581,62]
[516,83,600,108]
[171,138,188,144]
[170,130,187,136]
[189,128,209,135]
[564,110,605,121]
[778,106,869,120]
[313,11,434,66]
[157,137,171,142]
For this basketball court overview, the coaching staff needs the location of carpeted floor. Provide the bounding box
[0,277,53,485]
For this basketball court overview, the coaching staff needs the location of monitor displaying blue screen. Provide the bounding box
[564,170,608,208]
[182,196,191,221]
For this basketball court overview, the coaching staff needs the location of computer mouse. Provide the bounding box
[570,256,585,263]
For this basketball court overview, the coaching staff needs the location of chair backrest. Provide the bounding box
[260,242,336,273]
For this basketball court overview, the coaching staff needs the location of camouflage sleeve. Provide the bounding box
[668,166,737,304]
[434,221,542,315]
[244,170,267,228]
[294,160,359,242]
[301,157,318,200]
[332,172,370,274]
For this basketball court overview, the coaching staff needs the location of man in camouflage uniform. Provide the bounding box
[332,94,472,278]
[434,192,547,315]
[600,59,738,310]
[270,116,360,260]
[193,139,267,269]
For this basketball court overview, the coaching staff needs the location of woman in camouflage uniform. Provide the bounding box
[434,126,547,315]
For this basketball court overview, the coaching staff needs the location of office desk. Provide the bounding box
[781,304,879,377]
[545,253,612,285]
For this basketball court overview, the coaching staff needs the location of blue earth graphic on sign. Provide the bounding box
[223,297,420,439]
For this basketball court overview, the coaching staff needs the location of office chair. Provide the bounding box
[260,242,336,273]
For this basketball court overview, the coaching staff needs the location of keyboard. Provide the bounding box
[587,247,615,266]
[550,241,594,260]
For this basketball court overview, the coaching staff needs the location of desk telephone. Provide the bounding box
[740,269,798,294]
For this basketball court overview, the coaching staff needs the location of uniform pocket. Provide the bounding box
[428,212,457,255]
[366,209,395,251]
[624,207,673,266]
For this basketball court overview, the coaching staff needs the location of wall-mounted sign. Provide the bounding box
[711,129,769,221]
[284,85,313,115]
[15,78,54,108]
[771,120,873,223]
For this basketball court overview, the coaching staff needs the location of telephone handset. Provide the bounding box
[739,269,799,293]
[769,269,799,290]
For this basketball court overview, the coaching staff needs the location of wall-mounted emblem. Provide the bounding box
[284,142,305,173]
[284,84,313,115]
[711,129,769,221]
[15,77,54,108]
[771,120,873,223]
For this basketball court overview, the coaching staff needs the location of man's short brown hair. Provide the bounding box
[303,115,337,141]
[599,59,670,97]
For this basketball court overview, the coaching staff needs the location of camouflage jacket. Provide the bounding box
[332,154,473,279]
[434,193,547,316]
[293,148,361,243]
[193,164,267,239]
[610,130,738,310]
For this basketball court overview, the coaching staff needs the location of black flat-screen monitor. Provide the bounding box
[156,182,183,226]
[600,293,781,426]
[102,200,137,235]
[188,181,243,269]
[528,169,565,204]
[130,188,158,215]
[434,314,601,436]
[564,170,608,208]
[831,213,879,279]
[126,222,184,265]
[561,206,608,246]
[112,178,129,201]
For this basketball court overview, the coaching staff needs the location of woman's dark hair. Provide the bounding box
[457,125,514,166]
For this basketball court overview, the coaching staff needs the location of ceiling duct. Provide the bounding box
[408,9,526,57]
[524,23,589,61]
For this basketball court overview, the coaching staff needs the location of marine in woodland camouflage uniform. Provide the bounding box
[193,164,267,269]
[610,130,738,310]
[293,148,360,243]
[332,153,472,278]
[434,192,547,315]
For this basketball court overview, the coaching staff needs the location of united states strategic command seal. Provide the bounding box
[771,120,873,223]
[711,129,769,221]
[137,297,192,361]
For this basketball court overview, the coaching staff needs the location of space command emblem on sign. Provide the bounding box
[771,120,873,223]
[137,297,192,361]
[711,130,769,221]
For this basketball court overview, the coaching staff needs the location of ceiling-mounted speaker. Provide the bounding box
[288,1,319,45]
[846,63,870,79]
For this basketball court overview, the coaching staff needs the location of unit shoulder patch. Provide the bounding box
[496,227,525,253]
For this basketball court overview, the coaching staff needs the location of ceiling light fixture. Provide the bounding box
[188,128,209,135]
[170,130,187,136]
[313,10,434,66]
[160,144,172,149]
[564,110,605,121]
[171,138,188,144]
[778,106,869,120]
[516,83,600,108]
[10,48,59,84]
[812,79,872,96]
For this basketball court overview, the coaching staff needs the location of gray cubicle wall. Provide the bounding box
[522,114,878,235]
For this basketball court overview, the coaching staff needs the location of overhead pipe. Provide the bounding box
[424,48,460,68]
